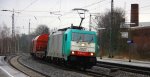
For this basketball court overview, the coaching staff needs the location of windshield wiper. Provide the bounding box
[77,36,81,43]
[88,38,93,44]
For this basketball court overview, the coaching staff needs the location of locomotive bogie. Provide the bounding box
[67,55,96,69]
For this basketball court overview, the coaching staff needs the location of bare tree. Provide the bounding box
[34,24,49,36]
[0,24,11,55]
[97,8,126,57]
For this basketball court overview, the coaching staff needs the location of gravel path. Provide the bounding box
[19,54,91,77]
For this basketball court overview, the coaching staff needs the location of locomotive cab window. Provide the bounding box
[72,33,94,43]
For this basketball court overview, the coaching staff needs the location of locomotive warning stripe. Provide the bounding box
[71,51,94,56]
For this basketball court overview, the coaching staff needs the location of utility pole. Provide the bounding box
[89,14,92,31]
[29,19,31,35]
[12,9,15,37]
[1,9,20,54]
[109,0,114,58]
[1,9,19,37]
[12,9,16,54]
[28,19,31,53]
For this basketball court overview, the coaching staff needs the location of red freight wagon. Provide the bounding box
[31,34,49,58]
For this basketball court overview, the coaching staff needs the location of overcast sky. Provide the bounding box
[0,0,150,34]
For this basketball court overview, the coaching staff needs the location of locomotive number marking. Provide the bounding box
[79,48,87,51]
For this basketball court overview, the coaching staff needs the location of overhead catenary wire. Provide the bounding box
[0,0,108,18]
[16,10,50,13]
[3,0,150,33]
[51,0,150,28]
[140,4,150,9]
[125,2,150,12]
[83,0,108,8]
[139,0,150,5]
[60,0,108,17]
[50,0,107,27]
[20,0,39,13]
[88,1,111,13]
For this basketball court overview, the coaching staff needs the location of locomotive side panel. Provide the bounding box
[47,31,64,58]
[63,30,72,57]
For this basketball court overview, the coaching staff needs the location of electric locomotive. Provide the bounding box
[46,26,97,68]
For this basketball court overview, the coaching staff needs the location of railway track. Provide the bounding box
[47,62,113,77]
[10,55,150,77]
[5,52,150,77]
[85,69,113,77]
[30,57,111,77]
[9,56,49,77]
[41,60,114,77]
[97,61,150,76]
[19,54,113,77]
[8,54,114,77]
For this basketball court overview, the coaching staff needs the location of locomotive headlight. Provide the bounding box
[71,51,75,55]
[81,43,85,46]
[90,53,94,56]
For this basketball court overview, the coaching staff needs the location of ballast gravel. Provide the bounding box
[19,54,91,77]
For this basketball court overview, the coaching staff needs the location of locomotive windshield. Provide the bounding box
[72,33,94,43]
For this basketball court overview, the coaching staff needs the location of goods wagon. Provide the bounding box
[31,34,49,58]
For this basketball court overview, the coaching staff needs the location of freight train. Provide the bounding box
[30,26,98,69]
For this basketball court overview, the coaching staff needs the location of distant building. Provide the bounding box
[131,22,150,59]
